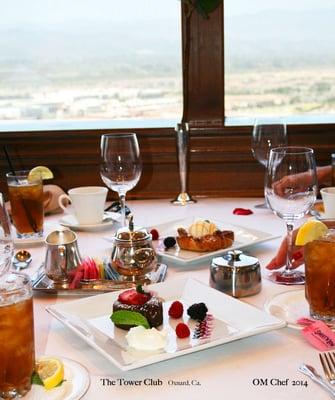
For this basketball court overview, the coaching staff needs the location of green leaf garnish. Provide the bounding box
[136,284,146,294]
[31,372,66,388]
[111,310,150,329]
[31,372,43,386]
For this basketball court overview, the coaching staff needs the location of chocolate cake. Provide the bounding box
[113,294,163,330]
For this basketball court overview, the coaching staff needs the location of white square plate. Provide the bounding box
[148,217,278,265]
[47,278,286,371]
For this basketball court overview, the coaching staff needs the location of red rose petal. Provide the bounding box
[233,208,253,215]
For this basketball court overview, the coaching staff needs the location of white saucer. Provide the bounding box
[264,289,309,330]
[13,222,59,247]
[59,213,115,231]
[25,357,90,400]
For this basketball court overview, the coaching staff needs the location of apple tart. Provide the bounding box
[176,219,234,252]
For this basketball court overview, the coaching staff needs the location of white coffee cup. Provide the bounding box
[58,186,108,225]
[320,187,335,218]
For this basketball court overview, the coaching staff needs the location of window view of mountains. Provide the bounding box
[225,9,335,117]
[0,19,182,121]
[1,3,335,122]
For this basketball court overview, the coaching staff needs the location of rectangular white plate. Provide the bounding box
[47,278,286,371]
[148,217,278,265]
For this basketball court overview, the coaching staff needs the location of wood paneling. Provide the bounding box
[1,125,334,200]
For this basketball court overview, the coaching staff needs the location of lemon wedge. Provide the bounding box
[28,166,54,182]
[35,357,64,390]
[295,220,329,246]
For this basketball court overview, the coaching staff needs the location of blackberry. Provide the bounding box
[187,302,208,321]
[163,236,176,248]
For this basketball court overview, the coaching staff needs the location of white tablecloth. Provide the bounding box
[24,198,330,399]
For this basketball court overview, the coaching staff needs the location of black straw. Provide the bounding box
[3,145,16,176]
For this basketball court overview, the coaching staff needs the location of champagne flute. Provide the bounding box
[251,119,287,208]
[100,133,142,227]
[265,147,317,285]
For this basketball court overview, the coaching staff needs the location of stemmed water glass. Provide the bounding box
[251,119,287,208]
[100,133,142,227]
[265,147,317,285]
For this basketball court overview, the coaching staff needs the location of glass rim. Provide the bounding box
[270,146,314,155]
[101,133,137,139]
[0,272,31,296]
[6,170,32,178]
[6,169,42,183]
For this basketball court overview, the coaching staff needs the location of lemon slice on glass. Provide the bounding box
[35,357,64,390]
[28,166,54,182]
[295,220,329,246]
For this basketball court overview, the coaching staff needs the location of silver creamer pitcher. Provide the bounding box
[44,229,82,287]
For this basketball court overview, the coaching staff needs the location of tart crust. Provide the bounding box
[176,228,234,252]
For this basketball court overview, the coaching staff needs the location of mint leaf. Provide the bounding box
[111,310,150,329]
[31,372,43,386]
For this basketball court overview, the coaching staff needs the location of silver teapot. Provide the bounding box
[111,217,156,281]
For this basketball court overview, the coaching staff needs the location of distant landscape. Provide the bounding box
[1,7,335,121]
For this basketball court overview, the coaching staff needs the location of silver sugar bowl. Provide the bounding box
[111,219,157,281]
[209,250,261,297]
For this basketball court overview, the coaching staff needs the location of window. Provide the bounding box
[225,0,335,120]
[0,0,182,122]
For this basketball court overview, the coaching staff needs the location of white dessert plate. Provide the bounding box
[59,213,115,231]
[264,289,309,330]
[148,217,278,265]
[25,357,90,400]
[47,278,286,371]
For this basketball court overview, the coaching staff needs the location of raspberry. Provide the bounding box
[150,229,159,241]
[168,301,184,319]
[163,236,176,248]
[175,323,190,339]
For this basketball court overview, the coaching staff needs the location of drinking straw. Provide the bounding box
[3,146,38,233]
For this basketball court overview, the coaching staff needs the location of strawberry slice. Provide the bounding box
[118,289,151,305]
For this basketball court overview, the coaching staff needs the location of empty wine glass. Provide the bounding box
[265,147,317,285]
[0,192,13,279]
[251,118,287,208]
[100,133,142,227]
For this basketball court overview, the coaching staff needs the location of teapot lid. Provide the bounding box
[115,215,150,242]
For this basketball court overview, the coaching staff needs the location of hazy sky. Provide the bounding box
[2,0,335,25]
[2,0,180,25]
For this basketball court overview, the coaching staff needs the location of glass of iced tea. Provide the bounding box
[304,230,335,323]
[0,273,35,398]
[6,170,44,239]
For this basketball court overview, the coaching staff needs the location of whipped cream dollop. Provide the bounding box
[126,326,167,351]
[188,220,217,238]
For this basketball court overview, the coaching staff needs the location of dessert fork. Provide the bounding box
[320,352,335,385]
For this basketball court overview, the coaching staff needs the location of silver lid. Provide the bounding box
[212,250,259,271]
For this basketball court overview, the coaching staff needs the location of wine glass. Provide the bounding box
[265,147,317,285]
[100,133,142,227]
[251,118,287,208]
[0,192,13,279]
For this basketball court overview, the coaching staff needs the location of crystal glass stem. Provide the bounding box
[285,222,294,272]
[119,193,126,227]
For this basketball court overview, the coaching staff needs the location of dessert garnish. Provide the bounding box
[150,229,159,241]
[233,208,253,215]
[175,323,191,339]
[118,285,151,305]
[168,300,184,319]
[126,326,167,351]
[187,302,208,321]
[163,236,176,249]
[111,310,150,329]
[34,357,64,390]
[193,314,214,339]
[112,285,163,330]
[177,219,234,252]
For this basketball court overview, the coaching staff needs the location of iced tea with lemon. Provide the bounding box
[305,231,335,322]
[7,171,44,238]
[0,273,35,398]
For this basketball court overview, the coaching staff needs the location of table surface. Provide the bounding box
[20,198,331,400]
